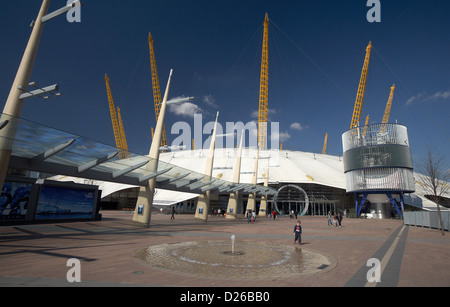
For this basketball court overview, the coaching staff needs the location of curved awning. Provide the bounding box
[0,113,277,196]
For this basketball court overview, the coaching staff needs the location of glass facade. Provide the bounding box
[343,144,413,172]
[345,167,415,193]
[342,123,415,193]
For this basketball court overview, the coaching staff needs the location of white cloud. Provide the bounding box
[168,97,203,117]
[203,95,218,108]
[430,91,450,100]
[251,108,277,118]
[290,122,306,131]
[272,130,291,142]
[406,92,424,106]
[406,90,450,106]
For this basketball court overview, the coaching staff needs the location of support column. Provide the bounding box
[0,0,51,191]
[356,193,368,217]
[400,192,405,213]
[133,70,173,226]
[195,112,219,221]
[387,193,403,218]
[259,157,269,216]
[246,147,259,213]
[227,131,244,219]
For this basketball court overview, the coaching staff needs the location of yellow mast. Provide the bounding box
[105,74,129,159]
[350,42,372,129]
[362,114,370,137]
[322,133,328,155]
[149,33,168,147]
[117,107,130,158]
[258,13,270,149]
[379,84,395,133]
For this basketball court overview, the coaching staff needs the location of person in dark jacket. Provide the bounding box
[293,220,302,245]
[337,212,343,227]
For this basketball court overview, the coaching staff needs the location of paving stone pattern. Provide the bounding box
[0,211,449,287]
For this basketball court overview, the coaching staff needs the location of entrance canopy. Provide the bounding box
[0,113,277,196]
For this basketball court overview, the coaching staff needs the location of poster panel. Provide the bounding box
[35,185,97,220]
[0,181,32,220]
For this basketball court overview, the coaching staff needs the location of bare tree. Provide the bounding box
[416,149,449,236]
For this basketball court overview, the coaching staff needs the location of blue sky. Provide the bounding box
[0,0,449,170]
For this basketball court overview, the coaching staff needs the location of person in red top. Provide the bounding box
[293,220,302,245]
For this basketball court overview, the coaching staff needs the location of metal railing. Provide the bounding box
[342,123,410,152]
[403,211,450,231]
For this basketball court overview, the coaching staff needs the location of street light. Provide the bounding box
[18,82,61,100]
[0,0,80,191]
[42,0,82,23]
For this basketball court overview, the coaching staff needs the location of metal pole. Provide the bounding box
[0,0,51,190]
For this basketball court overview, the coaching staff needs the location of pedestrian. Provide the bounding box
[252,210,256,223]
[247,209,252,223]
[293,220,302,245]
[327,211,332,226]
[272,210,276,220]
[337,212,343,227]
[170,207,176,220]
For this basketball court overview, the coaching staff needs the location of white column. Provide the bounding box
[246,147,259,212]
[259,157,269,216]
[195,112,219,221]
[226,131,244,219]
[133,70,173,226]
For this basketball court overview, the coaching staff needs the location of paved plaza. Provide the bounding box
[1,211,449,287]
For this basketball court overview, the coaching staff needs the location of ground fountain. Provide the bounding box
[132,235,336,280]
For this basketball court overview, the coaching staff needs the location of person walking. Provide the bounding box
[337,212,343,227]
[170,207,176,220]
[327,211,332,226]
[247,209,252,223]
[293,220,302,245]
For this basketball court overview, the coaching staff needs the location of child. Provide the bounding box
[293,220,302,245]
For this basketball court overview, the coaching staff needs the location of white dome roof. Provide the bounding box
[159,148,345,189]
[159,148,448,211]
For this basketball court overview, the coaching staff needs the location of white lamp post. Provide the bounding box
[0,0,80,191]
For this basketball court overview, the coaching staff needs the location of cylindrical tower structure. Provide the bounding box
[342,123,415,218]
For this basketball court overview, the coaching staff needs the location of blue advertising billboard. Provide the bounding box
[0,181,32,220]
[35,185,98,221]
